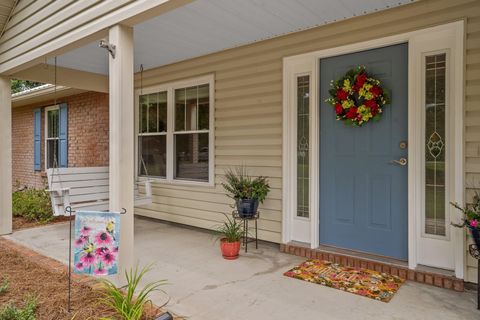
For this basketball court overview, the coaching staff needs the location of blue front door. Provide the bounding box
[319,44,408,260]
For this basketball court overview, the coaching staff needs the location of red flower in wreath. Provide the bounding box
[336,89,348,100]
[356,73,367,87]
[364,99,377,109]
[335,103,343,115]
[346,107,358,119]
[325,66,390,127]
[370,85,382,97]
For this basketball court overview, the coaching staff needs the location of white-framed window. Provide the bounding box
[45,105,60,169]
[136,74,215,186]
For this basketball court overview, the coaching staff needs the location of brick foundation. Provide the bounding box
[280,243,464,292]
[12,91,109,189]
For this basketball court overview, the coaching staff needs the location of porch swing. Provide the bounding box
[46,59,152,216]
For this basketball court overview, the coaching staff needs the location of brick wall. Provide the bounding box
[12,91,109,189]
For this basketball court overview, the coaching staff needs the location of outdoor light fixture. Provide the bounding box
[155,312,173,320]
[99,39,116,58]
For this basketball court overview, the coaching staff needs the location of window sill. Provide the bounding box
[137,176,215,189]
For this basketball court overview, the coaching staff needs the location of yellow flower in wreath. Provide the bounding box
[343,78,352,92]
[342,99,354,109]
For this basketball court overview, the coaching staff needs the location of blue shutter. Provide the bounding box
[59,103,68,168]
[33,108,41,171]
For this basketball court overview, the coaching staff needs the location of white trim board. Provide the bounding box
[282,21,465,279]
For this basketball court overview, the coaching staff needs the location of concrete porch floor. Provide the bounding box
[4,216,480,320]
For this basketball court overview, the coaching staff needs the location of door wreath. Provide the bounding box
[326,66,389,127]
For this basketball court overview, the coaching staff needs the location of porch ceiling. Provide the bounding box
[47,0,414,75]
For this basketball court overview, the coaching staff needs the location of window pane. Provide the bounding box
[157,92,167,132]
[185,86,198,131]
[139,95,148,133]
[147,93,158,133]
[297,76,309,218]
[425,53,446,236]
[175,84,210,132]
[174,133,209,181]
[139,135,167,178]
[46,139,59,169]
[175,88,186,131]
[47,109,59,138]
[198,84,209,130]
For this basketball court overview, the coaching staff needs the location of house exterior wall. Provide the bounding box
[12,91,109,189]
[132,0,480,282]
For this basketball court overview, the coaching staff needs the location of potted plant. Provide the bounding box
[216,214,243,260]
[222,166,270,218]
[451,191,480,248]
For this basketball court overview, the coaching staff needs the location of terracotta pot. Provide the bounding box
[220,238,241,260]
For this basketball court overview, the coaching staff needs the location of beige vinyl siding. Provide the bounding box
[133,0,480,282]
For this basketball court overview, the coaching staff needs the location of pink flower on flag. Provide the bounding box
[101,251,116,266]
[80,226,92,236]
[80,252,95,267]
[75,262,84,271]
[95,247,109,256]
[94,267,108,276]
[74,235,88,247]
[94,231,112,246]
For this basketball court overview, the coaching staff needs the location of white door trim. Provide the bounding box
[282,20,465,278]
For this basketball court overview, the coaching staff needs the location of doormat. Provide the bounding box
[284,259,404,302]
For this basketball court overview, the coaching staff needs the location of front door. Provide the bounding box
[319,44,408,260]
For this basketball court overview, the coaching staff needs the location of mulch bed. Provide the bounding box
[13,216,73,231]
[0,239,166,319]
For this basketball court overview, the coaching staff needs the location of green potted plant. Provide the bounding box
[222,166,270,218]
[451,191,480,248]
[216,214,243,260]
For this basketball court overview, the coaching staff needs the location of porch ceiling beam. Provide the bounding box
[0,76,12,235]
[109,24,135,274]
[0,0,193,75]
[12,64,109,93]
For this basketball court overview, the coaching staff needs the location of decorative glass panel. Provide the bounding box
[297,75,310,218]
[174,133,209,181]
[425,53,446,236]
[138,135,167,177]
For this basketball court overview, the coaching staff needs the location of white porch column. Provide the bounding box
[108,25,134,273]
[0,76,12,235]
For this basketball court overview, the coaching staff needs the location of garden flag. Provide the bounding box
[73,211,120,276]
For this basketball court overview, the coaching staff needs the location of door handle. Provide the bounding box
[390,158,407,166]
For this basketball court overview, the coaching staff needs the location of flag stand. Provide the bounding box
[64,206,127,313]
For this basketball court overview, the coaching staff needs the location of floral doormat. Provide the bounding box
[284,259,405,302]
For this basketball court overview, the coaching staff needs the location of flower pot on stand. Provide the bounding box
[235,199,259,218]
[469,226,480,248]
[220,238,241,260]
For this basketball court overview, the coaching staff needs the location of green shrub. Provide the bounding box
[12,189,53,222]
[0,296,37,320]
